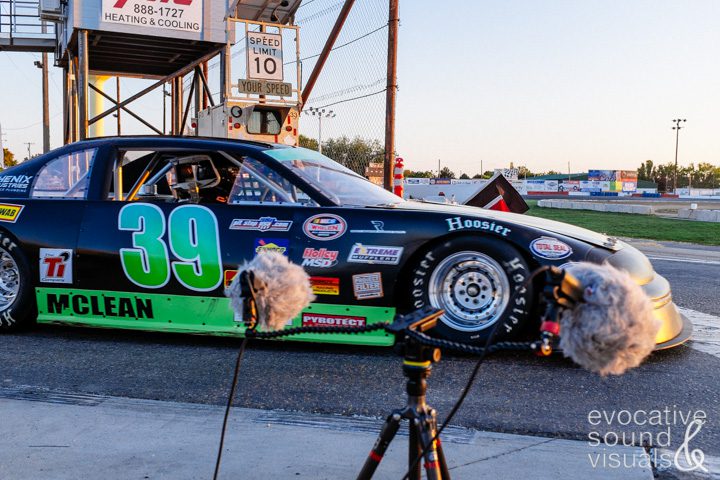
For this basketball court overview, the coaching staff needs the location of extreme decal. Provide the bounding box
[303,214,346,241]
[445,217,511,236]
[46,292,153,319]
[0,203,23,223]
[347,244,403,265]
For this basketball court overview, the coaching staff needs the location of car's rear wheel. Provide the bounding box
[0,244,34,332]
[406,237,533,345]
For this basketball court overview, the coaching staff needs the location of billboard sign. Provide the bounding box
[247,32,284,81]
[588,170,617,181]
[102,0,203,33]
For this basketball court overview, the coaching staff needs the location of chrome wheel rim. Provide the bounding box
[0,247,19,312]
[428,251,510,332]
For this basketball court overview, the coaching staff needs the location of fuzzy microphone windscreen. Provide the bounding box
[225,252,315,331]
[558,262,660,376]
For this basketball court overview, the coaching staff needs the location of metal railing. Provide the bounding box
[0,0,55,46]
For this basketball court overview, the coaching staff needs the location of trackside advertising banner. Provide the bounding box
[102,0,203,33]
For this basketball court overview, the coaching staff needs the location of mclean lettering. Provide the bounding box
[47,293,153,319]
[445,217,510,236]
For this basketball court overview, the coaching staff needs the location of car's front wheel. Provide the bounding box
[406,237,533,345]
[0,243,34,332]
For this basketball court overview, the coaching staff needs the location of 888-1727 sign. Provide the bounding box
[247,31,283,81]
[102,0,203,33]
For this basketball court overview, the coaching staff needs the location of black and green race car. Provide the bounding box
[0,136,691,348]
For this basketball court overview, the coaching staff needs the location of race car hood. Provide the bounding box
[394,201,621,251]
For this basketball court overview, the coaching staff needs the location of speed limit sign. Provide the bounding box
[247,31,284,81]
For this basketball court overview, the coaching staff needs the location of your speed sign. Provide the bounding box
[247,31,284,81]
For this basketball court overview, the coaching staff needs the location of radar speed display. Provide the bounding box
[247,31,284,81]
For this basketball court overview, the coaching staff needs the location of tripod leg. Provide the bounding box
[356,412,402,480]
[408,419,422,480]
[436,437,451,480]
[418,419,444,480]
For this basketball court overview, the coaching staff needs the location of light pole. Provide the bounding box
[672,118,686,193]
[303,107,336,153]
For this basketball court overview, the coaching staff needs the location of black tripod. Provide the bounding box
[357,308,451,480]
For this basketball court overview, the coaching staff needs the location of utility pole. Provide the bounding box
[383,0,399,191]
[34,24,51,153]
[437,159,440,178]
[0,122,5,169]
[672,118,686,193]
[25,142,35,160]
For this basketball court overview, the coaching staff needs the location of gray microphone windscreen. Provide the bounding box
[225,252,315,331]
[558,262,660,376]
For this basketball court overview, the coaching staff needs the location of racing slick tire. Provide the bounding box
[0,242,35,332]
[406,236,533,345]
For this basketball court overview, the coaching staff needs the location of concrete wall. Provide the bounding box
[537,199,654,215]
[678,209,720,222]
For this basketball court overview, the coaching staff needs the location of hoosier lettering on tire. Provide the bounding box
[0,237,35,332]
[406,236,533,345]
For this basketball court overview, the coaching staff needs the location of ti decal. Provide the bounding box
[301,312,366,328]
[301,247,338,268]
[230,217,292,232]
[310,276,340,295]
[445,217,510,236]
[529,237,573,260]
[254,238,289,256]
[352,272,383,300]
[46,293,153,319]
[350,220,406,234]
[39,248,73,284]
[303,214,346,241]
[347,244,403,265]
[0,203,24,223]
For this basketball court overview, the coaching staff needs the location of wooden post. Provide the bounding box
[383,0,399,191]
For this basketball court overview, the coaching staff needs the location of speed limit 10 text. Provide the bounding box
[249,35,281,56]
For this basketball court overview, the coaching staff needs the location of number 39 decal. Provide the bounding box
[119,203,222,291]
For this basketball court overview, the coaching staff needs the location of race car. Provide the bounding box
[0,136,691,348]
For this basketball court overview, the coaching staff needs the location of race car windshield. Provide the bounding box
[264,147,404,206]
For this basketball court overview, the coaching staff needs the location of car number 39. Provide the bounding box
[118,203,223,292]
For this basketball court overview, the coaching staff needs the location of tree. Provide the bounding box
[298,135,319,151]
[404,169,434,178]
[438,166,455,179]
[321,136,384,175]
[459,173,470,179]
[2,148,16,169]
[637,160,655,181]
[517,166,532,179]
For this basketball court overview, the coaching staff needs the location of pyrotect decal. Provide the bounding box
[254,238,289,255]
[347,244,403,265]
[301,313,366,328]
[350,220,406,234]
[229,217,292,232]
[0,203,23,223]
[39,248,73,284]
[301,247,339,268]
[0,175,33,193]
[310,276,340,295]
[352,272,384,300]
[303,214,346,241]
[530,237,573,260]
[119,203,222,292]
[445,216,511,236]
[45,292,153,319]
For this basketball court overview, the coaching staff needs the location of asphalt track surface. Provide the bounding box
[1,243,718,463]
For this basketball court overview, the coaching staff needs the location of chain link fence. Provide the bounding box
[295,0,389,176]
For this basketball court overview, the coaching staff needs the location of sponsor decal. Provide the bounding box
[350,220,406,234]
[303,214,346,241]
[0,175,32,193]
[0,203,23,223]
[45,292,153,319]
[347,244,403,265]
[102,0,202,33]
[530,237,573,260]
[310,276,340,295]
[352,272,384,300]
[230,217,292,232]
[302,247,339,268]
[254,238,289,256]
[224,270,238,288]
[301,312,366,328]
[39,248,73,284]
[445,216,511,236]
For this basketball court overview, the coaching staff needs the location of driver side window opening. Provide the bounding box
[107,149,316,206]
